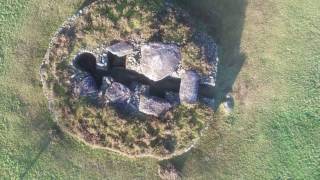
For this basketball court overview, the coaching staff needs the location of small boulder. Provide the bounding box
[79,75,98,97]
[106,41,134,57]
[141,43,181,81]
[96,53,109,72]
[139,95,172,117]
[222,94,234,113]
[105,82,131,104]
[179,70,200,105]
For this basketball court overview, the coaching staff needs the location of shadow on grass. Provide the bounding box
[19,134,51,179]
[166,0,247,172]
[174,0,247,103]
[20,123,65,179]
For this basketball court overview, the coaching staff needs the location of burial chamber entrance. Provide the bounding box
[74,52,103,88]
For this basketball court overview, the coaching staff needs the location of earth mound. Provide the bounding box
[40,0,218,159]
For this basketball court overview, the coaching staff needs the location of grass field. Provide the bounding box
[0,0,319,179]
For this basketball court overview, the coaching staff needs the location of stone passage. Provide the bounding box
[72,41,217,117]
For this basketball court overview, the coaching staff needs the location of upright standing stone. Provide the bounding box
[179,70,200,105]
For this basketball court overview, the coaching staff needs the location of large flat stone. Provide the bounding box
[141,43,181,81]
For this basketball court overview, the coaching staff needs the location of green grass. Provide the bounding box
[0,0,319,179]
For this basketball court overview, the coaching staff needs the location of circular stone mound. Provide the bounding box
[40,0,218,159]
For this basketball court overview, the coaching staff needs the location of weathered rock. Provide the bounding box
[105,82,131,104]
[179,70,200,105]
[78,75,98,97]
[141,43,181,81]
[222,94,234,113]
[96,53,109,72]
[106,41,134,57]
[100,76,113,94]
[139,95,172,117]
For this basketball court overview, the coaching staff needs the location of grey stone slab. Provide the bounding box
[141,43,181,81]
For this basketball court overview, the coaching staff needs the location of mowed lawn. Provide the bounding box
[0,0,319,179]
